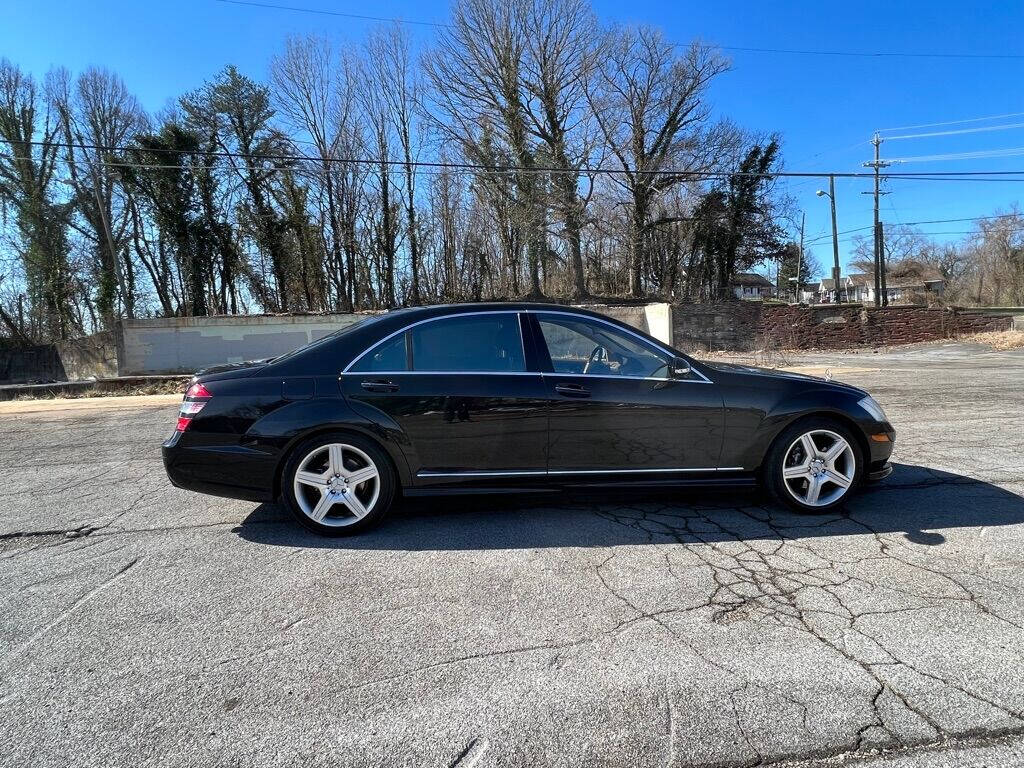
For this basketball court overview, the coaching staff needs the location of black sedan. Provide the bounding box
[162,303,895,535]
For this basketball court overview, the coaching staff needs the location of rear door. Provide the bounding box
[529,311,725,473]
[340,311,549,483]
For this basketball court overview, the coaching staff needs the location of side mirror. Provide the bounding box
[671,357,692,378]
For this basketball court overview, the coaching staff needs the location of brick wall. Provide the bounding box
[672,302,1012,352]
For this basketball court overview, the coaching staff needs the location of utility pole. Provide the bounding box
[863,133,891,307]
[797,211,805,302]
[827,175,841,302]
[815,176,842,302]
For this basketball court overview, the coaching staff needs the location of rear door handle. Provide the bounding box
[360,379,399,393]
[555,383,590,398]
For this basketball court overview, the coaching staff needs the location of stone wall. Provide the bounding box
[672,302,1013,352]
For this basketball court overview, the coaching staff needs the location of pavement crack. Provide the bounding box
[2,557,142,665]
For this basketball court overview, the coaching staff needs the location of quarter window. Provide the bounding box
[351,332,407,372]
[537,314,670,378]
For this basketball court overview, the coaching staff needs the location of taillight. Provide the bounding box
[185,382,212,399]
[175,381,212,432]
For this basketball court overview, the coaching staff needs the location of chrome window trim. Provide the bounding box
[339,370,691,382]
[341,306,712,384]
[343,310,527,374]
[417,467,745,478]
[339,370,540,377]
[541,372,707,384]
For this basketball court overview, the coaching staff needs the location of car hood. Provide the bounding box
[193,358,271,381]
[702,361,867,395]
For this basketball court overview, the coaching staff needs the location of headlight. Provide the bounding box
[858,396,888,423]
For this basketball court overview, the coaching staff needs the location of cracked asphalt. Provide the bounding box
[2,341,1024,767]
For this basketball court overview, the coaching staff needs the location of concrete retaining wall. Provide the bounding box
[672,302,1013,352]
[0,332,116,384]
[116,304,675,376]
[117,314,367,375]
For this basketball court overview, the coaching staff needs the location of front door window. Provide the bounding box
[536,314,670,379]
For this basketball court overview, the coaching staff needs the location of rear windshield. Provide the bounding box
[268,314,385,364]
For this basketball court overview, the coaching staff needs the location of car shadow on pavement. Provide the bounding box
[233,462,1024,551]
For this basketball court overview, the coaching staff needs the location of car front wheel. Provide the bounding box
[765,419,863,513]
[282,433,396,535]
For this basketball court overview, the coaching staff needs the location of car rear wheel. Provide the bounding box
[765,418,863,513]
[282,433,396,535]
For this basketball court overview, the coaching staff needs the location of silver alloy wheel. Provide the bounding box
[781,429,856,507]
[292,443,380,527]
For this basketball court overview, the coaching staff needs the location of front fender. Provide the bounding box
[720,384,872,471]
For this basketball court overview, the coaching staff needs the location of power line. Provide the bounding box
[212,0,448,27]
[889,146,1024,163]
[885,121,1024,141]
[716,46,1024,61]
[9,136,1024,180]
[804,213,1021,245]
[210,0,1024,60]
[879,111,1024,133]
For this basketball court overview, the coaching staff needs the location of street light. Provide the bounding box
[816,175,843,303]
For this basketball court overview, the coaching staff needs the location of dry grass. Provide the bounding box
[963,329,1024,350]
[13,378,188,401]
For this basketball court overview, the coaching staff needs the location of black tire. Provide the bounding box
[281,431,397,536]
[764,417,864,514]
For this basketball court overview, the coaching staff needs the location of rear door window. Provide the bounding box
[410,314,525,372]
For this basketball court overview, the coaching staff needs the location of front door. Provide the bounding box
[341,312,549,482]
[529,312,725,473]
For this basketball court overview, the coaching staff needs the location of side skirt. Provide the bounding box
[403,474,758,497]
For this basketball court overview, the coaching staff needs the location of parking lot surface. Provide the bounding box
[2,342,1024,767]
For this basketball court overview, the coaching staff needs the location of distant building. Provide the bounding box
[730,272,775,300]
[813,268,945,305]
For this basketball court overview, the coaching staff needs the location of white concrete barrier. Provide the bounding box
[117,303,674,375]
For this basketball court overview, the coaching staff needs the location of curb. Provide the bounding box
[0,375,189,402]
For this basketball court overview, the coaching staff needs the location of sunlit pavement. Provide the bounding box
[2,343,1023,767]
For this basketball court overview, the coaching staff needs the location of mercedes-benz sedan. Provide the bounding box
[162,303,895,535]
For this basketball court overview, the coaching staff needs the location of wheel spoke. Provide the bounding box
[823,440,848,463]
[824,469,852,489]
[344,466,377,486]
[328,444,344,476]
[339,491,368,520]
[295,470,328,488]
[309,490,335,522]
[799,433,818,459]
[783,464,810,479]
[804,475,823,504]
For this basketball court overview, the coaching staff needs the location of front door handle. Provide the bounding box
[360,379,399,393]
[555,383,590,398]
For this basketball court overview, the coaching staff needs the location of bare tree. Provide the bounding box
[366,24,426,305]
[426,0,547,298]
[0,59,76,339]
[271,35,361,311]
[519,0,597,299]
[587,28,730,296]
[50,66,144,327]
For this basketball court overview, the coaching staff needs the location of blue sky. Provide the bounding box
[3,0,1023,276]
